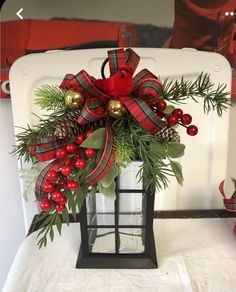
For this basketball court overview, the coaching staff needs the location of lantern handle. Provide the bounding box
[101,58,109,79]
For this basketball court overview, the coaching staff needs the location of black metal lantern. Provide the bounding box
[76,161,157,269]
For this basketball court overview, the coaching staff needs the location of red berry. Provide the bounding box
[167,114,179,126]
[51,190,63,202]
[61,165,72,176]
[156,100,167,111]
[75,134,84,145]
[59,195,67,205]
[41,182,56,193]
[46,170,59,181]
[155,111,164,119]
[40,200,52,212]
[64,159,71,166]
[56,148,68,159]
[58,178,67,189]
[181,114,192,125]
[75,159,87,169]
[56,204,65,213]
[85,130,93,138]
[67,180,79,191]
[66,143,77,153]
[84,148,96,158]
[187,125,198,136]
[172,108,183,119]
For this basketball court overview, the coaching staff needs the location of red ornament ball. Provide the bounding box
[46,170,59,181]
[75,159,87,169]
[56,148,68,159]
[59,195,67,205]
[172,108,183,119]
[85,130,93,138]
[58,177,67,189]
[61,165,72,176]
[187,125,198,136]
[67,180,79,191]
[66,143,77,153]
[84,148,96,158]
[40,199,52,212]
[167,114,179,126]
[51,190,63,202]
[75,134,84,145]
[56,204,65,213]
[181,114,192,125]
[41,181,56,193]
[156,100,167,111]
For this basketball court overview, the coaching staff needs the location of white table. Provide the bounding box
[3,218,236,292]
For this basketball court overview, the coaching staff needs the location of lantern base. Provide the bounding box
[76,229,157,269]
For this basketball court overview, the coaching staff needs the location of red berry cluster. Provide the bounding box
[40,130,96,212]
[152,100,198,136]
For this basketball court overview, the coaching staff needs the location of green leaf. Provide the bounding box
[54,214,62,235]
[167,142,185,158]
[62,208,70,225]
[100,164,119,188]
[75,187,86,209]
[80,128,106,149]
[170,160,184,185]
[164,104,175,114]
[49,226,54,241]
[98,180,116,199]
[149,141,167,158]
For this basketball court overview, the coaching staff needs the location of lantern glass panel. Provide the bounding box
[88,228,116,253]
[118,228,145,253]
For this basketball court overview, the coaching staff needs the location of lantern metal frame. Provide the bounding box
[76,174,157,269]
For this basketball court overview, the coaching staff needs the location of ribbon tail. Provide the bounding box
[35,160,64,200]
[120,95,166,134]
[85,124,116,187]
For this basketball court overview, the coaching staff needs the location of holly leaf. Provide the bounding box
[100,164,119,188]
[62,208,70,225]
[167,142,185,158]
[80,128,106,149]
[54,214,62,235]
[74,186,86,209]
[170,160,183,185]
[149,141,167,158]
[98,180,116,199]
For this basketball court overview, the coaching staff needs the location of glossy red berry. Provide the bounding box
[56,204,65,213]
[84,148,96,158]
[75,159,87,169]
[51,190,63,202]
[156,100,167,111]
[61,165,72,176]
[167,114,179,126]
[66,143,77,153]
[85,130,93,138]
[172,108,183,119]
[75,134,84,145]
[41,181,56,193]
[64,159,71,166]
[181,114,192,125]
[155,111,164,119]
[58,178,67,189]
[46,170,59,181]
[40,200,52,212]
[187,125,198,136]
[56,148,68,159]
[59,195,67,205]
[67,180,79,191]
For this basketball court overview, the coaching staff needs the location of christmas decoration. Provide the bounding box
[12,48,230,248]
[107,99,126,118]
[64,90,85,108]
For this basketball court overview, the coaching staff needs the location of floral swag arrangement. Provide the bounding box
[13,48,230,248]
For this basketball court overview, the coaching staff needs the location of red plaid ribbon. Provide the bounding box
[219,180,236,212]
[60,48,166,133]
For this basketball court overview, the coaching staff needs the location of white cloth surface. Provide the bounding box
[3,218,236,292]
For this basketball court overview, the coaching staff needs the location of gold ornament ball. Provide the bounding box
[107,100,126,118]
[64,90,85,108]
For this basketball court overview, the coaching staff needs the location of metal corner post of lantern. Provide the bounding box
[76,161,158,269]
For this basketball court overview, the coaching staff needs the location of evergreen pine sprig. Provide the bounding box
[160,73,231,116]
[35,85,66,111]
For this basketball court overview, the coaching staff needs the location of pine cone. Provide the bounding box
[54,110,81,138]
[156,127,180,142]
